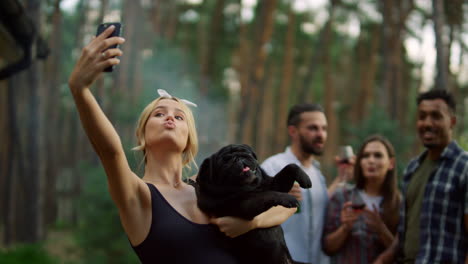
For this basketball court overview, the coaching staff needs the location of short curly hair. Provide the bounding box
[416,89,456,113]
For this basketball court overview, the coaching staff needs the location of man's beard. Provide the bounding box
[419,128,440,149]
[299,134,324,156]
[422,142,438,149]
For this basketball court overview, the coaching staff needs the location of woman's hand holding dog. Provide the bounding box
[210,206,297,238]
[210,216,255,238]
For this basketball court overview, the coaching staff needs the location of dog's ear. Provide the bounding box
[215,144,232,163]
[241,144,257,160]
[197,156,214,184]
[258,167,271,180]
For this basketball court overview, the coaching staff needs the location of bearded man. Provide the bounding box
[262,103,330,264]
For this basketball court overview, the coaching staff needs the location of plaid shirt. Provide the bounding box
[398,141,468,264]
[323,186,386,264]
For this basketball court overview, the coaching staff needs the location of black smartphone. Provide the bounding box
[96,22,122,72]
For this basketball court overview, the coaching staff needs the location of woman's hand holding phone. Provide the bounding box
[68,24,125,92]
[96,23,122,72]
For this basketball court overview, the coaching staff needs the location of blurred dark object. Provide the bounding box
[0,0,49,80]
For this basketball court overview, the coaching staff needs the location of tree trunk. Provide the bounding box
[274,4,295,153]
[18,0,44,243]
[2,78,22,245]
[42,0,63,229]
[297,0,341,103]
[230,0,250,143]
[62,0,90,166]
[116,0,137,94]
[165,1,179,41]
[380,0,414,119]
[227,0,245,143]
[149,0,180,41]
[454,32,465,135]
[321,1,338,178]
[149,0,163,36]
[292,26,313,104]
[113,0,145,145]
[353,23,380,123]
[432,0,449,90]
[199,0,225,95]
[54,0,91,226]
[74,0,90,49]
[443,0,463,95]
[0,81,6,233]
[257,63,277,160]
[238,0,277,147]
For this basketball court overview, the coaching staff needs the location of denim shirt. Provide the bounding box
[262,147,330,264]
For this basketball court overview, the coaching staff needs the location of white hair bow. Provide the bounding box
[157,89,197,107]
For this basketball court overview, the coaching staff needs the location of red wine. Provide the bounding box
[351,203,365,210]
[338,159,350,164]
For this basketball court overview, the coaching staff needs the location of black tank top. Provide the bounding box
[131,183,238,264]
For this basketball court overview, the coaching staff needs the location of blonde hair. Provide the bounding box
[133,97,198,169]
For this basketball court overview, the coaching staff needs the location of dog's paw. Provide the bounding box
[297,177,312,188]
[275,194,299,208]
[288,164,311,188]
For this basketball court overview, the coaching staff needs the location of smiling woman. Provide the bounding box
[322,135,401,264]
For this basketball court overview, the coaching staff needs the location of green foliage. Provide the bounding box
[74,162,139,264]
[143,39,202,102]
[0,244,58,264]
[346,106,416,178]
[457,133,468,150]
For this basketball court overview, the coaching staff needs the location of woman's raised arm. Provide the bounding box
[68,25,143,209]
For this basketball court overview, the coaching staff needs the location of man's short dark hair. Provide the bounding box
[416,89,456,113]
[287,103,324,127]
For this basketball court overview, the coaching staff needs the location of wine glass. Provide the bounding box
[336,145,355,184]
[338,145,354,165]
[351,191,365,212]
[350,191,366,236]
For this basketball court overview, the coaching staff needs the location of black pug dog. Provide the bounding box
[194,144,312,264]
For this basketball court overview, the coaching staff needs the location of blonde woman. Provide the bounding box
[68,25,296,264]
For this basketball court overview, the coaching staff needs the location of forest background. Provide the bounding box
[0,0,467,263]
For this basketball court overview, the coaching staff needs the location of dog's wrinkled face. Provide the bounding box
[198,144,264,188]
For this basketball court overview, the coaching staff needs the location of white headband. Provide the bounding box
[157,89,197,108]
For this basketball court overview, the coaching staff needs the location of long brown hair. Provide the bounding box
[354,135,401,233]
